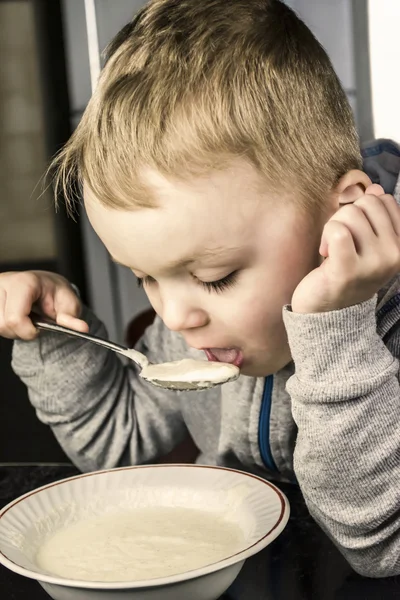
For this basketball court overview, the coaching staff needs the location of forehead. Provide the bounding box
[84,161,290,270]
[142,159,263,202]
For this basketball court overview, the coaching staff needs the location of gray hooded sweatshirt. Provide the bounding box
[12,139,400,578]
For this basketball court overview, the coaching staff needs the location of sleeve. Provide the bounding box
[11,306,189,473]
[282,296,400,578]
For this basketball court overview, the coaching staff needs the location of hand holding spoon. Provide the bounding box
[31,316,239,391]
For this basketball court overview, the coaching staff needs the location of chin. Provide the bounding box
[239,361,272,378]
[239,352,291,378]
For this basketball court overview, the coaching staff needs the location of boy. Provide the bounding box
[0,0,399,581]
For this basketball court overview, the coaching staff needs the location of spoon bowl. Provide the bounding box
[31,316,240,391]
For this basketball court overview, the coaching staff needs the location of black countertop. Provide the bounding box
[1,465,399,600]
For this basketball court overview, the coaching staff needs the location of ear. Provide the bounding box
[334,169,372,205]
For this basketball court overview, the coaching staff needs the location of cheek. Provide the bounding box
[220,251,319,333]
[216,285,282,334]
[245,294,283,332]
[273,238,321,298]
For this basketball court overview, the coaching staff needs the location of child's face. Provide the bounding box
[85,160,328,376]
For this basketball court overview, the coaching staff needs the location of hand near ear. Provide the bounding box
[291,182,400,314]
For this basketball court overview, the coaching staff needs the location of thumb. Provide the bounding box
[321,219,356,268]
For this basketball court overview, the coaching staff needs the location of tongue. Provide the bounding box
[208,348,240,363]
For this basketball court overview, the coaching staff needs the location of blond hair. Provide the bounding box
[52,0,362,214]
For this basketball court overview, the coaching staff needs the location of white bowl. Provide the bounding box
[0,464,289,600]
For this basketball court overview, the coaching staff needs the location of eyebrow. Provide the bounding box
[110,246,240,271]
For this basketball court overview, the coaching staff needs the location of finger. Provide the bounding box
[0,288,11,338]
[354,194,399,239]
[4,275,41,339]
[328,204,376,254]
[54,286,81,317]
[54,288,89,332]
[377,193,400,237]
[364,183,385,197]
[37,292,57,320]
[56,313,89,332]
[322,220,358,272]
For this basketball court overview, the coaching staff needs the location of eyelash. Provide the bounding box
[200,271,238,293]
[136,271,238,293]
[136,276,154,288]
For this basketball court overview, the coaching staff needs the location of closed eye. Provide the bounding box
[136,271,239,293]
[199,271,238,293]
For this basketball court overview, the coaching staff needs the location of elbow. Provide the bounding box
[345,549,400,579]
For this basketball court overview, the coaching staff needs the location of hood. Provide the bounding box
[362,138,400,202]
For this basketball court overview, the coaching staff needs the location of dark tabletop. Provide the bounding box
[0,466,399,600]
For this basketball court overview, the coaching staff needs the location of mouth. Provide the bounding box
[203,348,243,367]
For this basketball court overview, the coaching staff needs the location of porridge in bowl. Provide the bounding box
[36,506,245,582]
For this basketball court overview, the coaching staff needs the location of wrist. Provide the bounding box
[291,292,376,314]
[282,296,396,401]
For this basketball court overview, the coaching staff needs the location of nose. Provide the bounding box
[161,294,209,332]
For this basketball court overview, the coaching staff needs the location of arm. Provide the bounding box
[283,297,400,578]
[12,306,189,472]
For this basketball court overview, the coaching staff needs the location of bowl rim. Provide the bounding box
[0,463,290,589]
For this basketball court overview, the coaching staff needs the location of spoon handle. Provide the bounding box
[30,315,146,368]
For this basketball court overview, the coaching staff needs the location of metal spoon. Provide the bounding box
[31,316,240,391]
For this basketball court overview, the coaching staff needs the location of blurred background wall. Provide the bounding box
[0,1,56,265]
[1,0,85,464]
